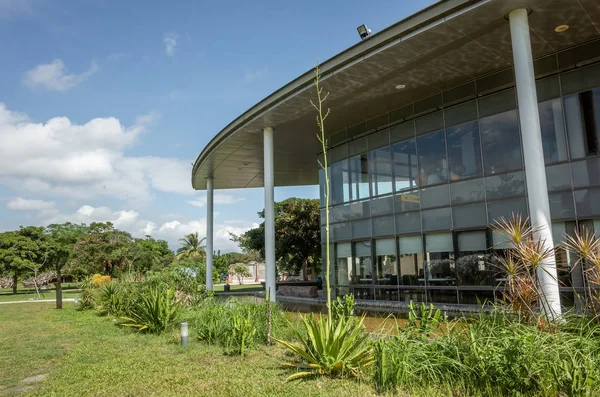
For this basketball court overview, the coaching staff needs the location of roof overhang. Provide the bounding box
[192,0,600,190]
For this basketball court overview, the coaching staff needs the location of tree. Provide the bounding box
[176,232,206,260]
[231,198,321,280]
[127,236,174,277]
[70,222,133,277]
[229,263,252,285]
[45,223,88,309]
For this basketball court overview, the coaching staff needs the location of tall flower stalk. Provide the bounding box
[310,64,332,311]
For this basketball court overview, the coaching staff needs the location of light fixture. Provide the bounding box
[555,24,569,33]
[395,84,406,90]
[357,24,371,40]
[180,322,189,345]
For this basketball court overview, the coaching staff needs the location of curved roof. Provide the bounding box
[192,0,600,190]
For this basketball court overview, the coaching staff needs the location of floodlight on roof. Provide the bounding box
[357,24,371,40]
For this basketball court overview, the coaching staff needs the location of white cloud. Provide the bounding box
[23,59,99,92]
[244,66,268,83]
[163,32,178,56]
[7,197,55,211]
[0,103,193,202]
[42,204,256,252]
[187,193,245,207]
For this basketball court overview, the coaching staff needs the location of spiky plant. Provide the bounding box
[565,227,600,320]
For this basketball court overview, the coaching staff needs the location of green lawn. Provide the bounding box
[0,303,384,396]
[0,285,80,303]
[213,283,264,293]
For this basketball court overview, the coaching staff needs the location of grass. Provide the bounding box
[0,285,80,303]
[213,283,264,293]
[0,303,383,396]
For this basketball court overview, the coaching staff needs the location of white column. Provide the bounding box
[509,9,561,318]
[206,177,214,291]
[263,127,276,302]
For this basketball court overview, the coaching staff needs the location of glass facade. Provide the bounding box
[320,53,600,305]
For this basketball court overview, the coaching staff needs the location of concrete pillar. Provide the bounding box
[509,8,561,318]
[263,127,276,302]
[206,177,214,291]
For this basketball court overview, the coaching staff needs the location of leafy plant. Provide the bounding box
[330,294,355,324]
[552,353,597,397]
[403,300,442,337]
[97,282,129,316]
[227,311,256,356]
[274,314,374,380]
[77,276,98,310]
[119,288,181,334]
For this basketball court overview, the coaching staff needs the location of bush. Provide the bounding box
[91,273,111,287]
[119,288,181,334]
[77,276,99,310]
[146,268,211,306]
[97,282,130,316]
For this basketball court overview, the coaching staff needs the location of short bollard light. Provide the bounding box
[180,322,189,345]
[73,297,79,309]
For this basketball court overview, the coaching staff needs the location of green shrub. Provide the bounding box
[77,276,99,310]
[97,282,130,316]
[146,268,211,306]
[330,294,355,324]
[274,314,374,380]
[227,310,256,356]
[119,288,181,334]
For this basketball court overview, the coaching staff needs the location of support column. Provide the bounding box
[509,8,561,318]
[206,177,214,291]
[264,127,276,302]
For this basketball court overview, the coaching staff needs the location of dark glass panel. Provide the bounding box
[348,154,369,200]
[571,158,600,188]
[394,191,420,212]
[574,188,600,218]
[395,211,421,234]
[399,235,424,286]
[371,196,394,216]
[485,171,526,200]
[446,120,482,180]
[421,207,452,231]
[545,163,572,192]
[480,110,523,175]
[374,238,398,286]
[549,191,575,219]
[330,159,350,204]
[420,184,450,209]
[392,138,418,191]
[372,216,395,237]
[539,98,568,164]
[417,130,448,186]
[487,197,528,224]
[453,203,488,229]
[450,178,485,204]
[456,231,494,286]
[352,219,372,239]
[335,242,352,286]
[369,146,393,196]
[424,232,456,287]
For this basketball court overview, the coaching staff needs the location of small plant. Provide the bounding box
[227,311,256,356]
[90,273,111,287]
[77,276,98,310]
[552,353,597,397]
[120,288,181,334]
[97,282,128,316]
[403,300,442,337]
[274,314,374,380]
[330,294,355,324]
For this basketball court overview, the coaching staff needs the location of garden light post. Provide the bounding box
[206,177,214,291]
[180,322,189,345]
[264,127,276,302]
[509,8,561,318]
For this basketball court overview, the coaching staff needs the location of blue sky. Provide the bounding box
[0,0,435,251]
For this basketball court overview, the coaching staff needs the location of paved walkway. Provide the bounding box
[0,298,75,305]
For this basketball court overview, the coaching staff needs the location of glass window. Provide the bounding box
[571,158,600,188]
[487,197,528,224]
[371,196,394,216]
[564,89,600,159]
[553,222,585,291]
[375,238,398,286]
[335,243,352,286]
[395,190,420,212]
[369,146,393,196]
[392,139,418,191]
[539,98,568,164]
[351,241,373,286]
[352,219,372,239]
[331,222,351,241]
[485,171,526,200]
[424,233,456,286]
[373,216,395,237]
[332,204,351,223]
[330,160,350,204]
[478,88,516,117]
[415,111,443,135]
[399,235,424,285]
[422,207,452,231]
[319,168,326,207]
[349,200,370,220]
[545,163,572,192]
[348,154,369,200]
[549,191,575,219]
[420,184,450,209]
[444,100,477,127]
[450,178,485,204]
[453,203,488,229]
[480,110,523,175]
[395,211,421,234]
[446,120,482,180]
[417,130,448,186]
[456,231,493,286]
[574,188,600,218]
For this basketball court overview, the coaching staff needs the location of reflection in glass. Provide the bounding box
[420,184,450,209]
[375,238,398,286]
[352,241,373,299]
[369,146,393,196]
[485,171,526,200]
[330,160,350,204]
[539,99,568,164]
[571,158,600,188]
[349,154,369,200]
[446,120,482,180]
[399,235,424,285]
[450,178,485,204]
[456,231,493,286]
[564,89,600,158]
[335,243,352,286]
[417,130,448,186]
[574,188,600,218]
[392,139,418,191]
[424,233,456,286]
[422,207,452,231]
[480,110,523,175]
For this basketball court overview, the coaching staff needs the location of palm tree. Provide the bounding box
[176,232,206,260]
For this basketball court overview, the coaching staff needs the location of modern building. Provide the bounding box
[192,0,600,310]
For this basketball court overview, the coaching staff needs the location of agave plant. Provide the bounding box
[120,288,181,334]
[274,314,374,380]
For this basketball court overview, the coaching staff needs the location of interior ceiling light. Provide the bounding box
[555,25,569,32]
[395,84,406,90]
